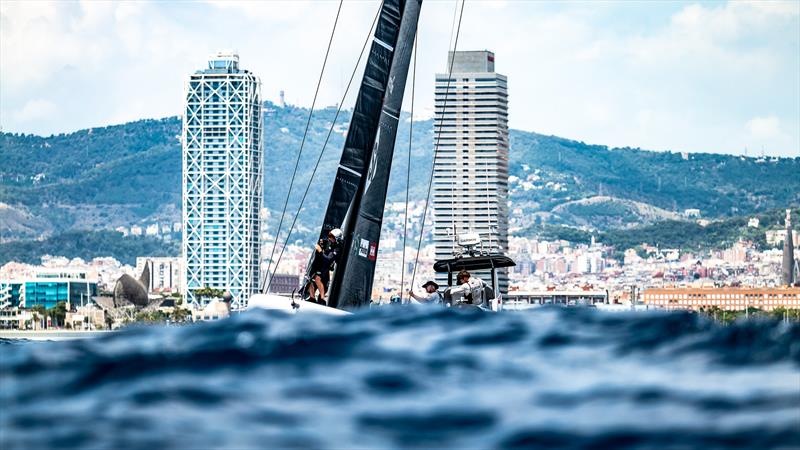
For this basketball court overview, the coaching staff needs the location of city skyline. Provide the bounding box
[1,1,798,157]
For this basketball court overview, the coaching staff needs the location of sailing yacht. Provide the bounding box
[249,0,419,315]
[248,0,516,315]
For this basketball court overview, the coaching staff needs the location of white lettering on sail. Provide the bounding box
[364,130,379,194]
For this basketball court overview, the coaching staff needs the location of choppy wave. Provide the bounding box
[2,307,799,449]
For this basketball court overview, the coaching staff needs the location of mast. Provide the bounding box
[330,0,423,310]
[302,0,405,293]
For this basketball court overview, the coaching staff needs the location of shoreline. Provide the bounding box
[0,330,111,341]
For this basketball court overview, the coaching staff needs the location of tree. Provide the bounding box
[193,287,225,300]
[171,307,191,323]
[30,305,47,329]
[170,292,183,306]
[48,301,67,328]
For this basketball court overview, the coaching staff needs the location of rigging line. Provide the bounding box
[266,0,383,293]
[447,0,460,258]
[400,33,417,303]
[410,0,465,290]
[262,0,344,293]
[446,0,460,61]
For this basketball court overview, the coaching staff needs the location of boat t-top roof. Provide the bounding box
[433,254,516,273]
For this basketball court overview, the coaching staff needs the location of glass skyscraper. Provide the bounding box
[432,50,510,293]
[182,52,263,308]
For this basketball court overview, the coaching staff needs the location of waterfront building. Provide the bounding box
[504,289,607,309]
[0,282,22,307]
[0,308,34,330]
[643,287,800,311]
[135,257,183,293]
[432,50,510,292]
[191,299,231,322]
[16,270,98,309]
[182,51,263,308]
[269,274,300,295]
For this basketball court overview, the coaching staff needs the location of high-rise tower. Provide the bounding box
[182,52,263,308]
[782,209,796,286]
[432,50,510,292]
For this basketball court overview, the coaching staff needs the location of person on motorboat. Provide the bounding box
[307,228,342,305]
[408,280,443,304]
[448,270,488,307]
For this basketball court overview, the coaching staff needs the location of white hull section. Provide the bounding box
[247,294,350,316]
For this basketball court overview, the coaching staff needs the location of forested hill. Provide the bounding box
[1,101,798,242]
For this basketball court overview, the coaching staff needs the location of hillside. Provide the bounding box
[0,231,179,266]
[1,101,798,246]
[527,208,798,258]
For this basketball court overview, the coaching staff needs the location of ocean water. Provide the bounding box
[2,306,799,449]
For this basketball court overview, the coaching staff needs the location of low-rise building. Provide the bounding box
[270,273,300,295]
[65,305,106,330]
[191,299,230,322]
[0,307,34,329]
[766,229,800,247]
[5,269,99,309]
[504,289,607,308]
[684,209,701,218]
[643,287,800,311]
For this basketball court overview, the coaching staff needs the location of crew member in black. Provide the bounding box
[308,228,342,304]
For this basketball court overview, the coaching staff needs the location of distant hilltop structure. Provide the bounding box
[782,209,797,286]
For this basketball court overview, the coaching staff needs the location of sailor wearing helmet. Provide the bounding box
[307,228,343,305]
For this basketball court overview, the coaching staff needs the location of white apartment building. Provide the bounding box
[432,50,510,292]
[182,52,263,307]
[135,257,183,293]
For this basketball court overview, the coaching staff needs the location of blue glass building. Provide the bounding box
[1,271,97,310]
[22,280,97,309]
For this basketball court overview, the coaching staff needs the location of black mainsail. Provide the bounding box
[329,0,423,310]
[303,0,405,293]
[313,0,405,243]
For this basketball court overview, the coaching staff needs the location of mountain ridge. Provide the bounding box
[1,102,798,245]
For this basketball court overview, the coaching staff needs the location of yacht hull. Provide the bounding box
[247,294,350,315]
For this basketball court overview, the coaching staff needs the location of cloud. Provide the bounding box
[0,1,797,156]
[15,99,57,122]
[746,116,781,138]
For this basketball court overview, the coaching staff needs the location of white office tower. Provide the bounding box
[432,50,510,293]
[182,52,263,308]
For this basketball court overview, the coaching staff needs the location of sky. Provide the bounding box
[1,0,798,157]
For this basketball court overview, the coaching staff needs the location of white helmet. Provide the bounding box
[328,228,343,241]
